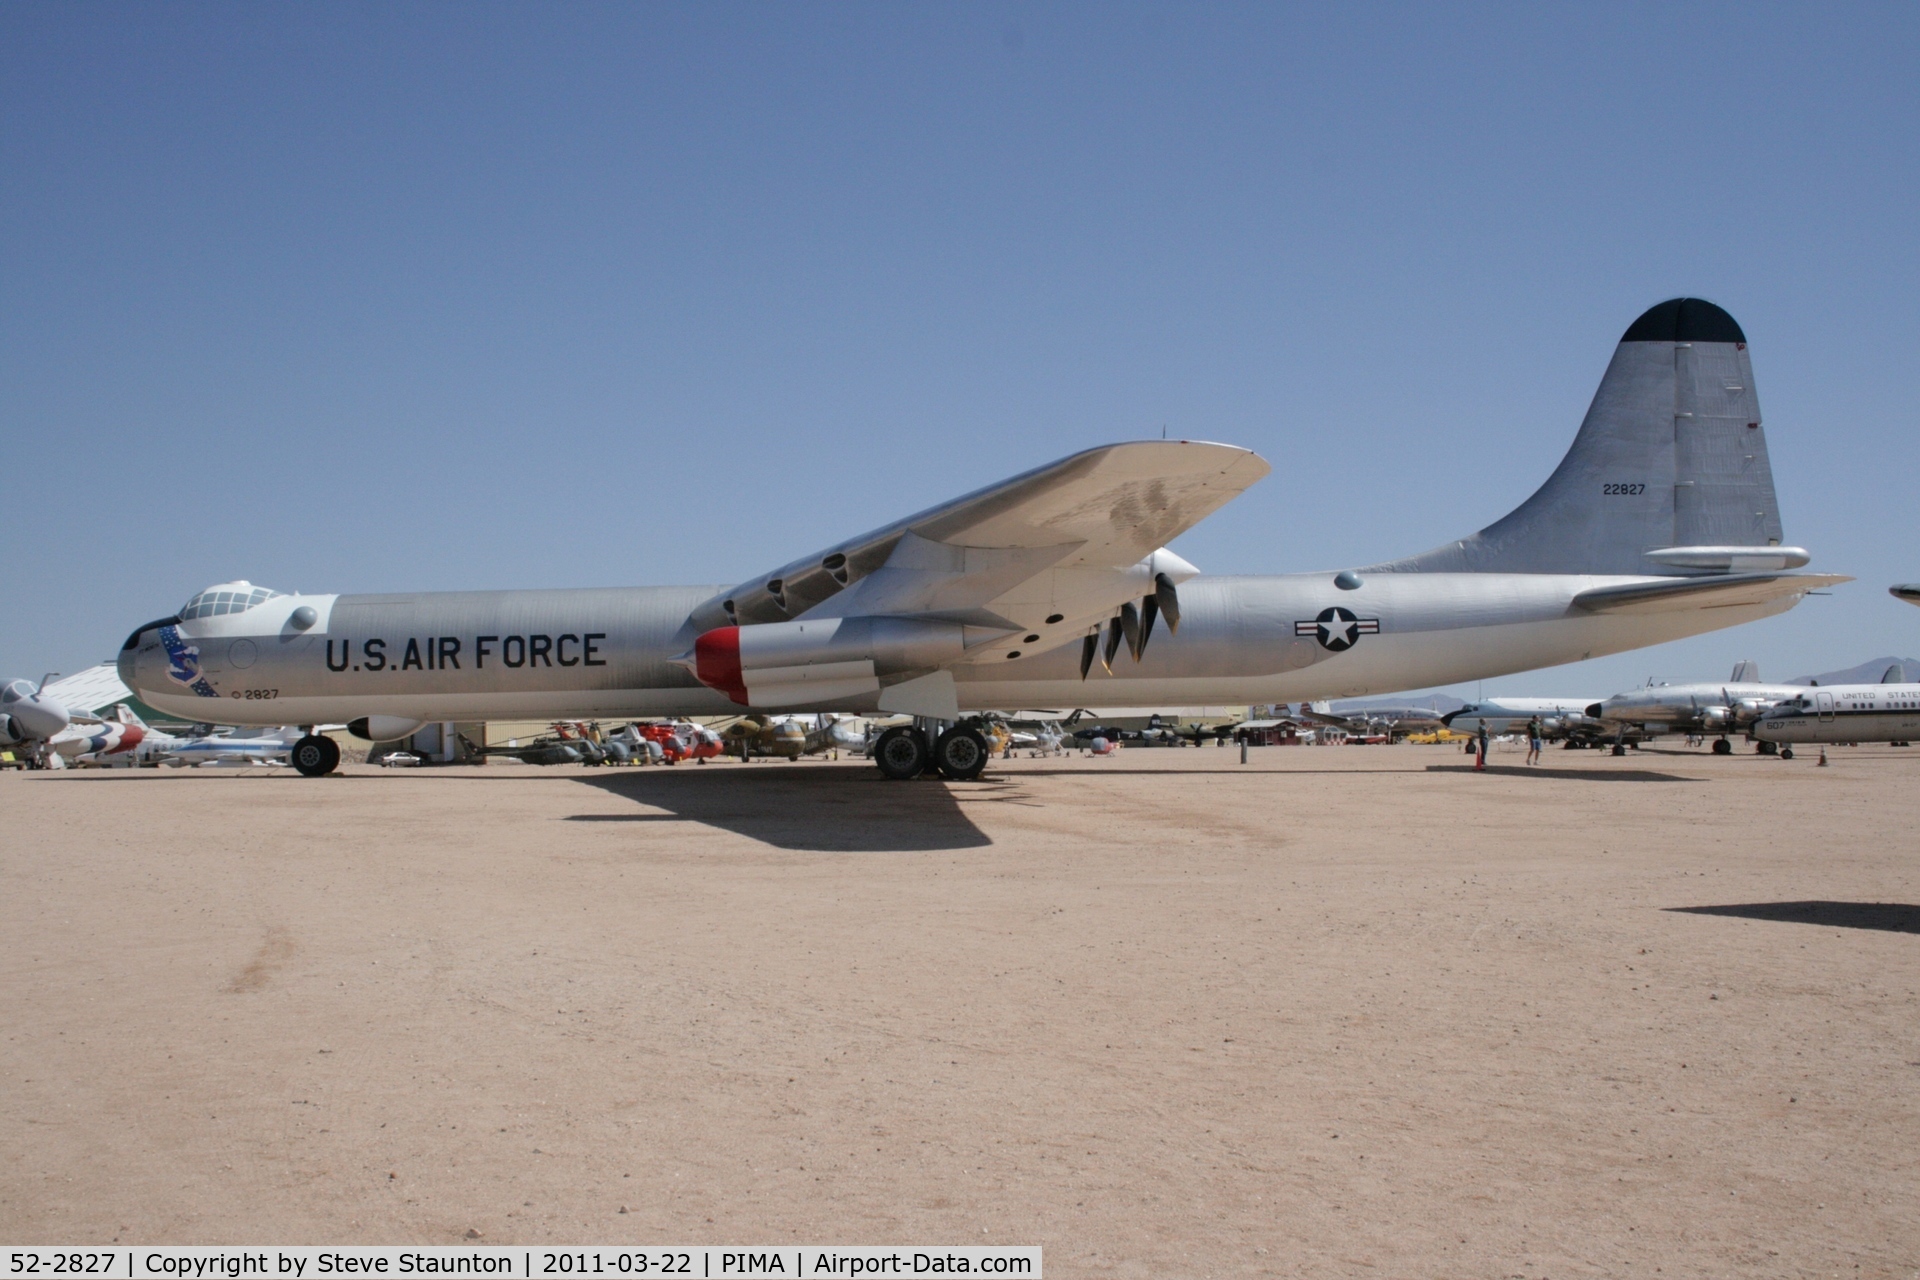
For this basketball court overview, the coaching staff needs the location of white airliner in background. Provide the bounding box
[1754,686,1920,755]
[108,298,1848,780]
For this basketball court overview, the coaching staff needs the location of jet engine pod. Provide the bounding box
[348,715,429,742]
[681,617,971,708]
[0,714,19,745]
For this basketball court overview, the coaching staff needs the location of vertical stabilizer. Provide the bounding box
[1729,660,1760,683]
[1369,299,1783,575]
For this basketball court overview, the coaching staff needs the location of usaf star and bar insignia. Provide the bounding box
[1296,606,1380,652]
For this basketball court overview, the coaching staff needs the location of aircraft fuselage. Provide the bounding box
[119,572,1803,729]
[1753,687,1920,745]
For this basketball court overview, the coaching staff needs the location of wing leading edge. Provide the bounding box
[690,441,1269,634]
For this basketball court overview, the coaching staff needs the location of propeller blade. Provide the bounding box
[1079,633,1098,680]
[1120,601,1142,661]
[1139,593,1159,657]
[1103,617,1123,672]
[1154,572,1181,633]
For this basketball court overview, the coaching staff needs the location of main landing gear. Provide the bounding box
[1712,737,1733,755]
[872,722,990,782]
[292,733,341,777]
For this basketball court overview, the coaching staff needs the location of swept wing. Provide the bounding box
[694,440,1268,632]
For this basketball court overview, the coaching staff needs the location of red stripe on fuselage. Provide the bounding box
[692,627,748,705]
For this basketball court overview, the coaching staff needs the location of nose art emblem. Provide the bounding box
[159,625,222,698]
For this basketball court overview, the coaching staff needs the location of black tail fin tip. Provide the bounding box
[1621,297,1746,345]
[1368,297,1783,576]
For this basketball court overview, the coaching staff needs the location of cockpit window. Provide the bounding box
[178,582,284,620]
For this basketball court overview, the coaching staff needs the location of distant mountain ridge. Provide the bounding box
[1789,656,1920,686]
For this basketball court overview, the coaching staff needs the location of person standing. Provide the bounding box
[1476,721,1489,771]
[1526,716,1543,766]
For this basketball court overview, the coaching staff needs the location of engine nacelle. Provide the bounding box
[1698,706,1733,730]
[348,715,429,742]
[685,617,977,707]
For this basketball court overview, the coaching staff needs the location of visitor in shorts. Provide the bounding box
[1526,716,1543,766]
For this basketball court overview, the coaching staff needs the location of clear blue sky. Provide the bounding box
[5,4,1916,697]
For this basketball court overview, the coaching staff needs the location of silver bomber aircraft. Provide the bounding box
[1586,661,1812,754]
[118,299,1848,781]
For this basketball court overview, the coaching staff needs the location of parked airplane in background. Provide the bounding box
[1301,701,1451,737]
[1753,685,1920,755]
[117,299,1847,781]
[1442,698,1609,744]
[1588,661,1811,754]
[725,713,870,760]
[476,720,623,766]
[477,720,729,765]
[56,707,299,767]
[0,679,74,763]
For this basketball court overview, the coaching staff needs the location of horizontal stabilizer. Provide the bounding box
[1571,573,1850,615]
[1645,546,1809,572]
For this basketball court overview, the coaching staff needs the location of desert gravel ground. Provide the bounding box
[2,743,1917,1277]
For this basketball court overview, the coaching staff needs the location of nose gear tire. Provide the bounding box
[292,734,341,777]
[934,725,989,781]
[873,726,929,780]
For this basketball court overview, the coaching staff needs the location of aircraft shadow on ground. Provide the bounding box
[566,764,996,852]
[1424,764,1691,782]
[1017,766,1423,776]
[1666,901,1920,934]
